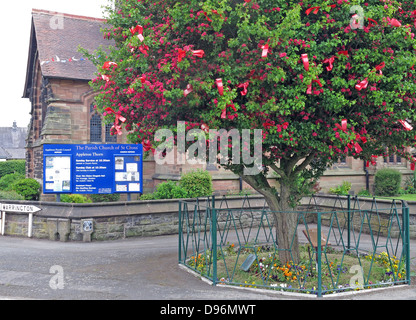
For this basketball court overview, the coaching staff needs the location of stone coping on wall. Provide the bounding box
[0,194,414,219]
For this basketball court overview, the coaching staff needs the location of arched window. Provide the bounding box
[90,113,102,142]
[89,103,119,143]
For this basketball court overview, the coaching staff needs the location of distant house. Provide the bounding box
[0,121,27,161]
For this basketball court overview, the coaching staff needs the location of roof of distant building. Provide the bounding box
[0,122,27,160]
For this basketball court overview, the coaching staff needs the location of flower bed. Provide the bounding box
[187,243,407,296]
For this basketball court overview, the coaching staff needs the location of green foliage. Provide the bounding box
[0,173,25,191]
[154,180,188,200]
[0,190,25,201]
[374,169,402,197]
[0,160,25,179]
[60,194,93,204]
[89,193,121,203]
[179,169,213,198]
[11,179,40,201]
[357,188,371,197]
[329,181,352,196]
[140,193,156,200]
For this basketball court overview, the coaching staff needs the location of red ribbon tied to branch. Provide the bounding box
[399,120,413,131]
[389,18,401,27]
[184,84,193,97]
[237,82,249,96]
[105,107,126,136]
[221,104,237,119]
[335,119,348,132]
[323,56,335,71]
[305,6,320,15]
[301,54,309,71]
[177,49,187,62]
[139,45,149,57]
[103,61,118,70]
[130,25,145,42]
[102,75,111,82]
[355,78,369,91]
[306,78,323,94]
[261,43,269,58]
[192,50,205,58]
[216,78,224,96]
[143,139,155,154]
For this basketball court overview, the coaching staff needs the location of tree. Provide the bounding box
[83,0,416,263]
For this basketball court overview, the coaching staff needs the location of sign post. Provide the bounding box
[0,203,42,238]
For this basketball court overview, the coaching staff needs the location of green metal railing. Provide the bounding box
[178,195,411,297]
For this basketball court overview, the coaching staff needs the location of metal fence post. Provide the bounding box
[317,212,322,297]
[211,206,217,286]
[347,194,351,252]
[403,202,411,285]
[178,201,182,264]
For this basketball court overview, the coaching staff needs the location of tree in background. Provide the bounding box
[83,0,416,263]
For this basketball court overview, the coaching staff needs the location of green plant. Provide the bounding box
[60,194,92,204]
[11,178,40,201]
[140,193,156,200]
[179,169,213,198]
[357,188,371,197]
[0,173,25,191]
[374,169,402,197]
[89,193,121,203]
[154,180,188,199]
[0,160,25,179]
[329,181,352,196]
[0,190,25,200]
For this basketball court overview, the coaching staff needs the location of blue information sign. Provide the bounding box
[43,144,143,195]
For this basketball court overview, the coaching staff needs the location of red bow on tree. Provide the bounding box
[130,25,145,42]
[323,56,335,71]
[355,78,369,91]
[143,139,155,154]
[184,84,193,97]
[192,50,205,58]
[216,78,224,96]
[105,107,126,136]
[103,61,118,70]
[237,82,249,96]
[305,6,320,15]
[301,54,309,71]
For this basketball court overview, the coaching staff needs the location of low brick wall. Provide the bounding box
[0,195,415,242]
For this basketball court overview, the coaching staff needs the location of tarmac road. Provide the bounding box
[0,234,415,301]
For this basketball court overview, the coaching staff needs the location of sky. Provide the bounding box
[0,0,110,128]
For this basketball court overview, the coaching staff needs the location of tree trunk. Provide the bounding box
[263,184,300,264]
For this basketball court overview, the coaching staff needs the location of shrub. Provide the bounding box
[374,169,402,197]
[140,193,156,200]
[154,180,188,200]
[329,181,352,196]
[0,160,25,179]
[179,169,213,198]
[11,178,40,201]
[89,193,121,203]
[0,173,25,191]
[60,194,92,203]
[0,190,25,200]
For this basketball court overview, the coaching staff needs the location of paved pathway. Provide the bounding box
[0,234,415,301]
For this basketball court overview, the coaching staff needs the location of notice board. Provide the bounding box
[43,144,143,195]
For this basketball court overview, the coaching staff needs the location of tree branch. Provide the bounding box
[293,151,317,176]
